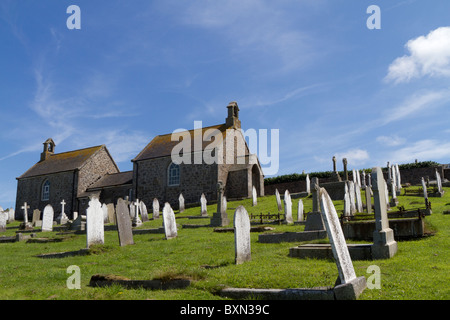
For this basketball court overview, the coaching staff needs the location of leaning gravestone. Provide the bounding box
[343,185,351,217]
[41,204,54,232]
[162,203,177,240]
[421,177,428,200]
[371,167,398,259]
[115,198,134,246]
[234,206,251,265]
[436,170,444,195]
[140,201,149,222]
[153,198,160,219]
[0,211,7,232]
[275,189,282,212]
[252,186,257,206]
[86,197,105,248]
[284,189,293,224]
[200,193,208,217]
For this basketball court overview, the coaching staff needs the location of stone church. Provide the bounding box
[15,102,265,218]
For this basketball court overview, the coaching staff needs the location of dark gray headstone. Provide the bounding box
[115,198,134,246]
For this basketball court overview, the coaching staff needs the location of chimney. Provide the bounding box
[40,138,55,162]
[225,101,241,129]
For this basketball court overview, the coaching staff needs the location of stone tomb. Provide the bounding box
[115,198,134,246]
[41,204,55,232]
[86,197,105,248]
[223,188,366,300]
[162,203,178,240]
[234,206,251,265]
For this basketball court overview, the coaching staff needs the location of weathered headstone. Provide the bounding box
[343,158,348,181]
[347,181,356,215]
[8,209,15,222]
[252,186,257,206]
[179,194,185,213]
[200,193,208,217]
[32,209,41,225]
[356,170,361,188]
[275,189,282,212]
[384,180,390,211]
[140,201,149,222]
[319,187,366,293]
[21,202,30,224]
[297,199,304,222]
[107,203,116,224]
[162,203,177,240]
[306,174,311,194]
[371,167,398,259]
[284,189,293,224]
[0,211,7,232]
[115,198,134,246]
[305,178,325,231]
[354,183,363,213]
[102,203,109,223]
[361,171,366,188]
[436,170,444,194]
[211,181,230,227]
[365,186,372,214]
[86,197,105,248]
[421,177,428,200]
[234,205,251,265]
[132,199,142,227]
[352,169,357,186]
[42,204,54,232]
[152,198,160,219]
[390,182,399,207]
[343,184,351,217]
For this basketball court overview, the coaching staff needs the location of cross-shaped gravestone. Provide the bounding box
[211,181,230,227]
[56,199,69,224]
[132,199,142,227]
[61,199,66,214]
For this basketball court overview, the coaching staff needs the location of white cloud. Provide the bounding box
[389,139,450,163]
[386,27,450,83]
[334,149,370,168]
[376,135,406,147]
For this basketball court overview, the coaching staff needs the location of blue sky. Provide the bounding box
[1,0,450,209]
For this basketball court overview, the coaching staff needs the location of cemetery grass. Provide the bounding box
[0,188,449,300]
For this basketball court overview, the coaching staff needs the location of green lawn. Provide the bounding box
[0,186,449,300]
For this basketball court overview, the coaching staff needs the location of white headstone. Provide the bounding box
[284,189,293,224]
[8,209,15,222]
[297,199,304,222]
[200,193,208,216]
[21,202,30,223]
[356,169,361,188]
[436,170,443,193]
[352,169,357,185]
[132,199,142,227]
[275,189,282,212]
[86,197,105,248]
[306,174,311,194]
[153,198,160,219]
[347,181,356,215]
[252,186,257,206]
[234,205,251,265]
[162,203,177,240]
[140,201,149,222]
[395,164,402,192]
[354,183,363,213]
[42,204,54,232]
[319,188,357,284]
[179,194,185,213]
[343,183,351,217]
[421,177,428,200]
[102,203,109,223]
[0,211,7,232]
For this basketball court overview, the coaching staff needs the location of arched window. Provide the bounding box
[168,162,180,186]
[42,180,50,201]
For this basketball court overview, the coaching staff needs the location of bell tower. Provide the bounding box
[225,101,241,129]
[40,138,56,162]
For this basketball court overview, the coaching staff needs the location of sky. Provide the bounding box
[1,0,450,209]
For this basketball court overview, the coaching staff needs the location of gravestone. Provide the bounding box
[343,158,348,181]
[252,186,257,206]
[361,171,366,188]
[354,183,363,213]
[42,204,54,232]
[32,209,41,225]
[365,186,372,214]
[304,178,325,231]
[371,167,398,259]
[56,200,69,225]
[347,181,356,215]
[284,189,293,224]
[0,211,7,232]
[21,202,30,224]
[275,189,282,212]
[384,180,390,211]
[390,182,399,207]
[115,198,134,246]
[200,193,208,217]
[140,201,149,222]
[356,170,361,188]
[152,198,160,219]
[102,203,109,223]
[421,177,428,200]
[436,170,444,195]
[234,205,251,265]
[107,203,116,224]
[306,174,311,194]
[86,197,105,248]
[162,203,177,240]
[8,209,15,222]
[297,199,304,222]
[132,199,142,227]
[211,181,230,227]
[395,164,402,194]
[319,187,367,297]
[352,169,357,185]
[179,194,185,213]
[343,184,351,217]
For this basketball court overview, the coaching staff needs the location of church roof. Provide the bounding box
[132,123,229,162]
[86,171,133,190]
[17,145,106,179]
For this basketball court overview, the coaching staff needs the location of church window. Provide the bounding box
[168,162,180,186]
[42,180,50,201]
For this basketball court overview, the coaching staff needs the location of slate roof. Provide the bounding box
[132,124,230,162]
[86,171,133,190]
[17,145,105,179]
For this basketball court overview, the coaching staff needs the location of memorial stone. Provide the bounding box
[234,205,251,265]
[153,198,160,219]
[86,197,105,248]
[284,189,293,224]
[163,203,178,240]
[115,198,134,246]
[42,204,54,232]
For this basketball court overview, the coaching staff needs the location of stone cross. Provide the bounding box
[371,167,398,259]
[297,199,304,222]
[343,158,348,181]
[211,181,230,227]
[86,197,105,248]
[162,203,177,240]
[21,202,30,223]
[252,186,257,206]
[56,200,69,225]
[179,194,185,213]
[115,198,134,246]
[284,189,293,224]
[41,204,54,232]
[200,193,208,217]
[131,199,142,227]
[319,188,357,284]
[61,200,66,215]
[332,156,337,172]
[275,189,282,212]
[153,198,160,219]
[234,205,251,265]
